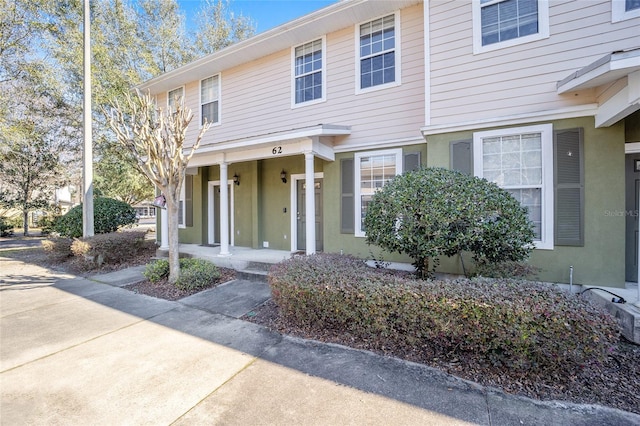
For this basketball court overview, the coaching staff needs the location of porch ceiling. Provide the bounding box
[137,0,421,94]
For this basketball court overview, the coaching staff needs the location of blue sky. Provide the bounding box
[177,0,338,33]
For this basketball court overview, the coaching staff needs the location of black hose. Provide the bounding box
[579,287,627,304]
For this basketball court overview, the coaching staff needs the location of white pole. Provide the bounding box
[305,152,316,255]
[82,0,94,237]
[219,163,230,256]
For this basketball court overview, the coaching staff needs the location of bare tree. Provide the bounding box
[105,90,210,283]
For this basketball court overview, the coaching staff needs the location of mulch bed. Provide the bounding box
[124,267,236,301]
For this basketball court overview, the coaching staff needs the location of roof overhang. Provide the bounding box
[138,0,421,94]
[188,124,351,167]
[557,48,640,94]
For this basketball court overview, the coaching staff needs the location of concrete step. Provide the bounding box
[236,269,269,283]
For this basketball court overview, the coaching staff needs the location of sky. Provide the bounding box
[177,0,339,33]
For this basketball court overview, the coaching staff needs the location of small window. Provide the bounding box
[292,38,325,106]
[356,12,400,93]
[167,86,184,112]
[200,75,220,126]
[354,149,402,236]
[612,0,640,22]
[473,124,554,249]
[472,0,549,54]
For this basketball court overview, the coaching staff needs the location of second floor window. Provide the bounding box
[167,86,184,113]
[473,0,549,53]
[201,75,220,125]
[358,13,398,91]
[294,39,324,105]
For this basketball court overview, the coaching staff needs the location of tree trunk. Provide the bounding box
[23,210,29,236]
[166,192,181,284]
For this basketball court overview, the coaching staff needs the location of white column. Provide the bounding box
[219,162,231,256]
[305,152,316,255]
[160,208,169,250]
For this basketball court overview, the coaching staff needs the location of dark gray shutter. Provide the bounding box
[403,152,421,172]
[341,158,354,234]
[450,140,473,175]
[554,128,584,246]
[185,175,193,227]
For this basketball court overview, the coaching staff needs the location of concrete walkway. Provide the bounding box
[1,257,639,425]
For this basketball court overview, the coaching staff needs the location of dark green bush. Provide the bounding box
[143,257,220,290]
[0,217,14,237]
[474,260,541,279]
[41,238,73,260]
[38,215,59,236]
[269,254,619,380]
[55,197,136,238]
[70,231,147,266]
[364,167,535,277]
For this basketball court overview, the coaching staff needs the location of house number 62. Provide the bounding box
[272,146,283,155]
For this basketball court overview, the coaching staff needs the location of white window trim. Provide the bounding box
[355,11,402,95]
[473,124,553,250]
[354,148,403,237]
[199,74,221,128]
[472,0,550,55]
[178,180,186,229]
[612,0,640,22]
[291,36,327,109]
[167,85,185,112]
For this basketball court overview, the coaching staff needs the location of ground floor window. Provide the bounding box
[354,148,402,237]
[473,124,553,249]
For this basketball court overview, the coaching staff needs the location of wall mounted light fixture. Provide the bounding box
[280,170,287,184]
[233,173,240,186]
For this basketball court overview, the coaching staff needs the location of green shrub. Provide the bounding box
[175,258,220,291]
[55,197,137,238]
[269,254,619,381]
[0,217,14,237]
[38,215,59,236]
[474,260,541,279]
[363,167,535,277]
[144,259,170,283]
[70,231,147,266]
[143,257,220,290]
[41,238,73,260]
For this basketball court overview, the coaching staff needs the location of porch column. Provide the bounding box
[219,162,231,256]
[304,152,316,255]
[160,208,168,250]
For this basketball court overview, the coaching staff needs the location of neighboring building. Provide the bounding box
[139,0,639,287]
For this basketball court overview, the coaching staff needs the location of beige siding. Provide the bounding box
[175,4,425,151]
[428,0,639,125]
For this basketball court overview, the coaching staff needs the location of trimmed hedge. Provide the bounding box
[269,254,619,379]
[41,238,73,260]
[71,231,147,266]
[143,257,220,291]
[55,197,136,238]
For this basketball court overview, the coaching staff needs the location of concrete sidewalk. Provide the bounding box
[1,257,639,425]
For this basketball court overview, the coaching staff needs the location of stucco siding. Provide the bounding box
[173,4,424,151]
[428,0,639,125]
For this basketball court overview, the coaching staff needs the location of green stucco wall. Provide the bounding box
[425,116,626,287]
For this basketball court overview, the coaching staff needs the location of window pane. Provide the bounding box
[481,0,539,46]
[627,0,640,11]
[359,153,397,231]
[201,101,218,125]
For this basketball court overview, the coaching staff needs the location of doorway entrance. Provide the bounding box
[626,153,640,282]
[295,178,323,252]
[207,181,234,246]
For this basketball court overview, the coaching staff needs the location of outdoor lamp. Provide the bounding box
[233,173,240,186]
[280,170,287,184]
